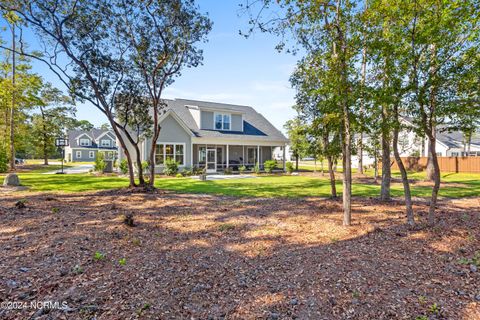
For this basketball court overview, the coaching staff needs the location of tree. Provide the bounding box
[0,0,138,186]
[68,120,94,132]
[31,83,75,165]
[284,118,309,171]
[114,0,212,189]
[244,0,360,225]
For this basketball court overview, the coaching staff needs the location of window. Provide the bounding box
[451,152,459,157]
[79,138,90,146]
[100,139,111,147]
[436,152,442,156]
[247,148,257,164]
[155,143,184,165]
[76,151,82,159]
[214,113,231,130]
[89,151,95,159]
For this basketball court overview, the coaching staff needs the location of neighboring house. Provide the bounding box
[65,129,118,162]
[273,145,293,162]
[353,118,480,168]
[118,98,289,173]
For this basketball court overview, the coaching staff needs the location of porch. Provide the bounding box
[192,144,286,173]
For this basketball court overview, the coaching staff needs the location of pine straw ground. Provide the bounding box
[0,190,479,320]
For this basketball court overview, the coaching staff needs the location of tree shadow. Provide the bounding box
[0,191,478,319]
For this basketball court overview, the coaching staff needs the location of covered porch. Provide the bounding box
[192,144,286,173]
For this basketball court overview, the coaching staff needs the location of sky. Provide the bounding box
[2,1,300,134]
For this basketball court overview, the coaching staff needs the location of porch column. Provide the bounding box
[283,144,286,172]
[226,144,229,169]
[242,145,245,166]
[257,145,260,167]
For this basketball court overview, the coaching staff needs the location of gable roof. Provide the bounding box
[162,98,288,143]
[67,129,118,150]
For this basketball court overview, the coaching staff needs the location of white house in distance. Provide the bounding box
[117,98,289,173]
[354,118,480,168]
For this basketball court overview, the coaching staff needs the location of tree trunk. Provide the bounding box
[295,154,299,171]
[380,126,391,201]
[373,147,378,183]
[9,23,16,171]
[427,133,440,226]
[328,156,337,199]
[392,105,415,227]
[426,135,435,180]
[110,122,136,188]
[133,144,145,186]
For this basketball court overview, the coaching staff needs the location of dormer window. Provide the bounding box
[79,138,90,146]
[100,139,111,147]
[214,113,231,130]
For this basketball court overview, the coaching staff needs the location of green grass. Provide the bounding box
[2,164,479,198]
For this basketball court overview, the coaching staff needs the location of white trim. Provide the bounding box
[158,110,194,137]
[75,133,94,140]
[199,106,245,115]
[191,137,287,146]
[69,147,117,151]
[75,150,82,159]
[95,131,115,142]
[89,151,95,159]
[206,148,217,173]
[79,138,92,147]
[99,139,112,147]
[213,112,232,131]
[154,142,186,166]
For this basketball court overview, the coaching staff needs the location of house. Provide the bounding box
[118,98,289,173]
[353,119,480,168]
[65,129,118,162]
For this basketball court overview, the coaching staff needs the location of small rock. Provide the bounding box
[290,298,298,305]
[4,173,20,186]
[268,312,280,320]
[470,264,478,273]
[475,295,480,301]
[19,267,29,272]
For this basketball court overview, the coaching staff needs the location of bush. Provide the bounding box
[193,166,205,175]
[286,162,294,173]
[264,160,277,173]
[94,152,107,172]
[223,167,232,175]
[0,149,7,173]
[119,159,129,174]
[141,161,149,171]
[176,173,183,178]
[238,165,246,173]
[163,158,178,176]
[254,162,261,174]
[181,167,193,176]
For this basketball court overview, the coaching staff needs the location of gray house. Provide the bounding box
[118,98,289,173]
[65,129,118,162]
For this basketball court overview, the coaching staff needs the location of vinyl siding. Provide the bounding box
[200,111,214,130]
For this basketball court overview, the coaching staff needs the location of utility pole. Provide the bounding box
[9,21,16,171]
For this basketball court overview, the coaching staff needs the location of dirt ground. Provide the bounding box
[0,190,479,320]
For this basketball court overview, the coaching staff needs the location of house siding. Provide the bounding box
[231,114,243,131]
[200,111,214,130]
[72,149,97,161]
[98,135,116,148]
[145,114,192,173]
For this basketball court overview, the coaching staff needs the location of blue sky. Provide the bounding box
[3,1,299,133]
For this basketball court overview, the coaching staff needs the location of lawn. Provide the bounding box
[4,164,480,198]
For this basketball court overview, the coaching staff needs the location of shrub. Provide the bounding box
[223,167,232,175]
[286,162,294,173]
[163,158,178,176]
[238,165,246,173]
[141,161,149,172]
[193,166,205,175]
[94,152,107,172]
[181,167,192,176]
[254,162,261,174]
[0,149,7,173]
[176,173,183,178]
[264,160,277,173]
[119,159,129,174]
